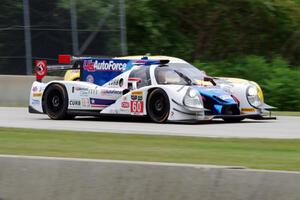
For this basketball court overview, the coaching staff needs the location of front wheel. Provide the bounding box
[43,84,73,120]
[147,89,170,123]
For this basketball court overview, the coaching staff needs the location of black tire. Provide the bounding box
[147,89,170,123]
[43,84,72,120]
[222,117,244,123]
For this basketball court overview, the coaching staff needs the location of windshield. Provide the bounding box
[155,67,190,85]
[167,63,207,83]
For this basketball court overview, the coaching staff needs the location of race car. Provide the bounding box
[62,55,275,122]
[29,55,275,123]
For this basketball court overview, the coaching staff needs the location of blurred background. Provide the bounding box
[0,0,299,110]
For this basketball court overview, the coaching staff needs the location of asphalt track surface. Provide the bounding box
[0,107,299,139]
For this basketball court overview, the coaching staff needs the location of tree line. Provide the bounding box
[0,0,299,110]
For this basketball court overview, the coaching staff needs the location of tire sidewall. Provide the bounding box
[147,89,170,123]
[43,84,69,120]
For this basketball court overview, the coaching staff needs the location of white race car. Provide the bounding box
[29,55,275,123]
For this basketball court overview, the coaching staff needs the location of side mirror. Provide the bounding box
[204,76,216,86]
[128,77,141,83]
[127,77,141,90]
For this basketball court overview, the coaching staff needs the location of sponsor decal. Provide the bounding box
[35,60,47,81]
[83,60,127,72]
[101,89,122,96]
[31,99,40,105]
[241,108,256,112]
[90,98,115,108]
[131,91,143,101]
[131,95,137,101]
[81,59,132,87]
[81,98,90,107]
[75,87,88,92]
[108,78,121,86]
[88,89,98,95]
[33,92,42,97]
[171,111,174,118]
[72,86,90,96]
[131,95,143,101]
[69,100,81,107]
[130,91,144,113]
[80,90,89,96]
[86,74,94,83]
[32,86,38,92]
[121,102,129,109]
[72,86,89,93]
[131,91,143,95]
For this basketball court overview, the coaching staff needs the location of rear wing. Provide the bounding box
[34,55,81,82]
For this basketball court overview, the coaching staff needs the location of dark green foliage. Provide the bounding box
[0,0,300,110]
[264,61,300,111]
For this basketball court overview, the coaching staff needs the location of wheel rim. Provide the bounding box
[149,92,169,122]
[153,97,164,114]
[52,96,60,107]
[47,91,63,113]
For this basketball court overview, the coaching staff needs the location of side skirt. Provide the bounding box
[28,106,43,114]
[67,109,102,116]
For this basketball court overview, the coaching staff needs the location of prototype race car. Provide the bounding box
[29,55,275,123]
[62,55,275,122]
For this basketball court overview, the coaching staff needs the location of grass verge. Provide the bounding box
[272,111,300,116]
[0,127,299,171]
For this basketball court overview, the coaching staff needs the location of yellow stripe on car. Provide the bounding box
[131,91,143,95]
[33,92,43,97]
[241,108,256,112]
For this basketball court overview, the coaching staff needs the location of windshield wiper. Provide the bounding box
[174,70,193,85]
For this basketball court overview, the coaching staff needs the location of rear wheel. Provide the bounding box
[147,89,170,123]
[43,84,74,120]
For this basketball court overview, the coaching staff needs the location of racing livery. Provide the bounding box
[29,55,275,123]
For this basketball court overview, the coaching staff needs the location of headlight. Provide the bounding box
[251,81,264,102]
[246,85,262,108]
[188,87,198,98]
[248,86,257,96]
[183,88,203,111]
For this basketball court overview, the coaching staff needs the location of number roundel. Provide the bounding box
[131,101,144,113]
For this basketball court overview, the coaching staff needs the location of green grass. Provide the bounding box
[0,127,299,171]
[273,111,300,116]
